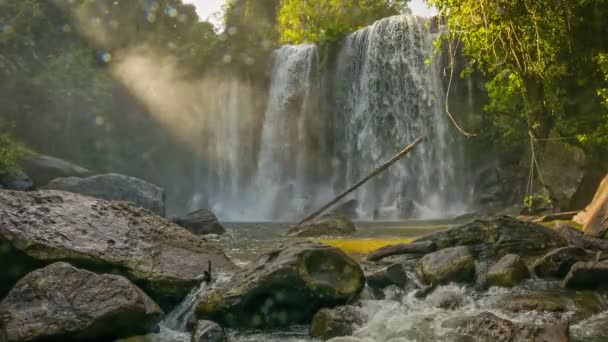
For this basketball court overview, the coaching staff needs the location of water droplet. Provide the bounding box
[97,51,112,64]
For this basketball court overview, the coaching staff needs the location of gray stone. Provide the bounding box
[43,173,165,216]
[419,246,475,285]
[19,154,94,188]
[0,190,234,306]
[172,209,226,236]
[191,320,226,342]
[310,305,365,341]
[366,263,408,290]
[195,242,365,329]
[287,214,356,237]
[0,262,162,342]
[457,312,569,342]
[486,254,530,287]
[541,140,586,211]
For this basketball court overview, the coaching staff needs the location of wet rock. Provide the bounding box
[310,305,365,341]
[192,320,226,342]
[0,190,234,306]
[486,254,530,287]
[172,209,226,236]
[533,247,593,279]
[562,261,608,289]
[574,174,608,238]
[458,312,569,342]
[414,216,567,260]
[419,246,475,285]
[497,290,607,322]
[367,241,437,262]
[43,173,166,216]
[0,262,162,341]
[287,214,356,237]
[19,154,94,188]
[366,263,408,290]
[0,169,32,191]
[194,242,365,329]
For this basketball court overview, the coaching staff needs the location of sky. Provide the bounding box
[183,0,437,23]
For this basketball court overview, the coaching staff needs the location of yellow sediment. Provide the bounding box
[319,238,414,254]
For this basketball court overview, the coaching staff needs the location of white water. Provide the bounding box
[189,15,472,221]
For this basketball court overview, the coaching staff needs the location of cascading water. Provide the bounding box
[193,15,471,221]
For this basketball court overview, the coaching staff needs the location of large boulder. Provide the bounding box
[418,246,475,285]
[541,140,586,211]
[574,174,608,238]
[19,154,94,188]
[191,320,226,342]
[486,254,530,287]
[366,241,437,262]
[310,305,366,341]
[287,214,356,237]
[0,262,162,341]
[172,209,226,236]
[366,263,408,291]
[43,173,165,216]
[562,261,608,289]
[0,190,234,305]
[194,242,365,329]
[532,247,593,279]
[457,312,569,342]
[414,216,567,260]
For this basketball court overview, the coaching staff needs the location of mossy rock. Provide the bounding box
[486,254,530,287]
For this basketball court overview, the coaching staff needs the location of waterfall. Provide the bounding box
[192,15,471,221]
[331,15,467,218]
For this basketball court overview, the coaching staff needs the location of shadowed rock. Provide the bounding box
[533,247,593,279]
[486,254,530,287]
[43,173,166,216]
[367,241,437,262]
[0,190,234,305]
[563,261,608,289]
[0,169,32,191]
[0,262,163,342]
[195,242,365,329]
[366,263,408,290]
[19,154,94,188]
[172,209,226,236]
[192,320,226,342]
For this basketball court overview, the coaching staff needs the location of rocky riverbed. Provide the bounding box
[3,163,608,342]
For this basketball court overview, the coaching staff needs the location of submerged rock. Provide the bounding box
[486,254,530,287]
[0,262,163,342]
[19,154,94,188]
[458,312,569,342]
[192,320,226,342]
[287,214,356,237]
[43,173,166,216]
[310,305,366,341]
[0,190,234,305]
[367,241,437,262]
[172,209,226,236]
[194,242,365,329]
[533,247,593,279]
[562,261,608,289]
[574,174,608,238]
[414,216,567,260]
[418,246,475,285]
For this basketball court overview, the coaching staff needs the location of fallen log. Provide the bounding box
[297,137,425,226]
[554,223,608,251]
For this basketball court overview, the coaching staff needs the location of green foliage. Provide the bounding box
[277,0,408,44]
[523,192,553,212]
